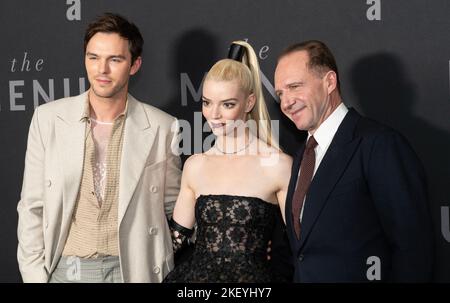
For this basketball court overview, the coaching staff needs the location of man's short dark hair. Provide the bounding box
[84,12,143,64]
[279,40,340,93]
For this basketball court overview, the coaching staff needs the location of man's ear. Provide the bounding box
[130,56,142,75]
[245,93,256,113]
[324,70,337,94]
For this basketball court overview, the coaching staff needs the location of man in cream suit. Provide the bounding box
[17,13,181,283]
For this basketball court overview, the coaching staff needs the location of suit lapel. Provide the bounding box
[54,92,88,260]
[298,109,362,250]
[56,119,85,222]
[117,96,156,225]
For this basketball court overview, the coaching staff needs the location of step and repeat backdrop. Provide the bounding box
[0,0,449,282]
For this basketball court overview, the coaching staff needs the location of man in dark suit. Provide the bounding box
[274,40,433,282]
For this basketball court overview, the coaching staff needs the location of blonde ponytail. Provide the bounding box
[231,40,280,151]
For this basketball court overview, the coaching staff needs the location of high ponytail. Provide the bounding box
[230,40,279,151]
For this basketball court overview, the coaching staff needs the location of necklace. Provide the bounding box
[214,136,254,155]
[90,117,114,125]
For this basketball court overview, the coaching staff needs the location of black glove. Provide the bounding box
[169,218,194,253]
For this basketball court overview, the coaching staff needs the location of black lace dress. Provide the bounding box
[164,194,277,283]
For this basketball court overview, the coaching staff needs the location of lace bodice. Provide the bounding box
[164,194,277,283]
[195,194,276,257]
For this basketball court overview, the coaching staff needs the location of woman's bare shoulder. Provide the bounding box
[257,147,293,175]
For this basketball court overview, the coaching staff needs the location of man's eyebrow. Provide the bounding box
[85,52,126,60]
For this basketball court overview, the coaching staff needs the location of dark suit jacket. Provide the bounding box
[285,108,434,282]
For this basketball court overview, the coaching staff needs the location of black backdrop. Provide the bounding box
[0,0,449,282]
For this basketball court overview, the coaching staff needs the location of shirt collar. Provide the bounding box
[81,93,129,122]
[308,102,348,151]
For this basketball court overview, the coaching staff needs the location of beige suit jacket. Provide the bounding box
[17,92,181,282]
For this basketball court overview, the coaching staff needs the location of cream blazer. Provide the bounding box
[17,92,181,282]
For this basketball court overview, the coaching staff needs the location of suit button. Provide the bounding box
[150,185,158,193]
[153,266,160,274]
[46,180,52,187]
[298,254,304,262]
[148,227,158,236]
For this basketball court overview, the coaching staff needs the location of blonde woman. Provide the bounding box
[164,41,292,282]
